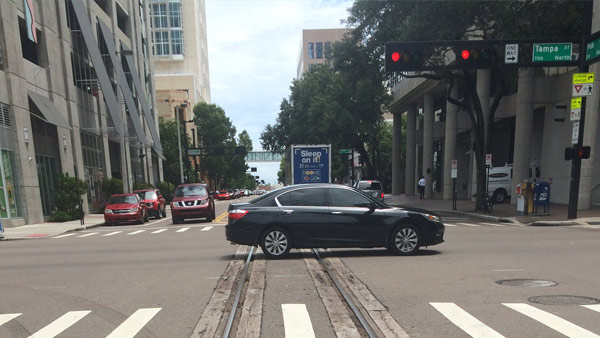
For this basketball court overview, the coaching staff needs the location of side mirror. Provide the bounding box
[369,202,376,213]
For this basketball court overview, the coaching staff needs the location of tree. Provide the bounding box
[344,0,583,209]
[158,117,195,186]
[53,173,88,220]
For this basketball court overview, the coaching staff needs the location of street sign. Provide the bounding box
[338,148,352,155]
[451,159,457,169]
[572,83,594,97]
[188,149,201,156]
[505,44,518,64]
[291,144,331,184]
[571,97,582,109]
[573,72,595,84]
[572,122,580,144]
[485,154,492,166]
[532,43,572,62]
[451,168,457,179]
[586,37,600,62]
[570,108,581,122]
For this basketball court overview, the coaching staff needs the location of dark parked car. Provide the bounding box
[226,184,444,259]
[171,183,215,224]
[354,180,384,202]
[104,193,148,225]
[134,189,166,219]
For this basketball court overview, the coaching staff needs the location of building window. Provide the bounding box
[0,103,10,127]
[152,4,168,28]
[154,31,170,55]
[171,30,184,55]
[324,42,332,59]
[19,17,45,66]
[316,42,323,59]
[0,149,23,219]
[169,2,182,28]
[308,42,314,59]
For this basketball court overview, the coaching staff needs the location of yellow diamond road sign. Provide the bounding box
[573,73,594,84]
[571,97,582,109]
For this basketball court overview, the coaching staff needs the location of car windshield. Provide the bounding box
[109,195,138,204]
[175,185,207,197]
[143,191,157,199]
[358,181,382,190]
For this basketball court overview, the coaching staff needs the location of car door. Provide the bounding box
[326,187,388,245]
[276,187,330,247]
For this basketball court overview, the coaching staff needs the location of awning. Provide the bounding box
[28,91,72,130]
[154,148,166,161]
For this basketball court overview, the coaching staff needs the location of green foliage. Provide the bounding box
[101,177,123,202]
[158,117,196,186]
[157,181,175,203]
[133,182,154,190]
[54,173,87,221]
[48,211,73,222]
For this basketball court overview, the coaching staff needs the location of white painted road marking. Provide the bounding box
[176,227,189,232]
[0,313,22,327]
[457,223,480,227]
[201,226,213,231]
[583,304,600,313]
[282,304,315,338]
[127,230,145,235]
[503,303,600,337]
[151,229,168,234]
[445,223,457,227]
[481,222,506,227]
[105,308,161,338]
[430,302,505,338]
[78,232,98,237]
[103,231,122,236]
[53,233,76,239]
[28,310,90,338]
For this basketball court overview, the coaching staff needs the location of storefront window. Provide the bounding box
[0,150,22,218]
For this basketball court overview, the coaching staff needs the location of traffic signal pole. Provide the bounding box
[567,0,593,219]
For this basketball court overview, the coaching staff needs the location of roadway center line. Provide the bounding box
[29,310,91,338]
[503,303,600,337]
[430,302,505,338]
[282,304,316,338]
[105,308,162,338]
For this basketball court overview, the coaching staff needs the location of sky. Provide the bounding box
[205,0,353,185]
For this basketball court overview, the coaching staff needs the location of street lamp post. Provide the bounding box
[175,104,195,184]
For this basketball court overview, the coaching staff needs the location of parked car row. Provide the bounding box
[212,188,254,200]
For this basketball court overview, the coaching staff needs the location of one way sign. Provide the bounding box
[572,83,594,97]
[505,44,518,64]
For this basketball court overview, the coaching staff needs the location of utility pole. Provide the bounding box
[176,105,186,184]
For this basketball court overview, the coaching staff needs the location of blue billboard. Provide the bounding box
[291,145,331,184]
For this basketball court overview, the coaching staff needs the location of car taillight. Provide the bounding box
[229,209,248,220]
[380,192,384,199]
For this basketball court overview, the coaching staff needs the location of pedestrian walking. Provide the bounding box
[418,176,425,200]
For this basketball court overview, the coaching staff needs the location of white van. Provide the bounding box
[487,165,512,203]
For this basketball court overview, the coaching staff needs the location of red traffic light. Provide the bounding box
[461,49,470,60]
[391,52,401,62]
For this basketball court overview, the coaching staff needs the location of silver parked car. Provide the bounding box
[354,180,384,201]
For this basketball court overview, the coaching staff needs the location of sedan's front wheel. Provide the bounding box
[389,225,420,255]
[260,227,291,259]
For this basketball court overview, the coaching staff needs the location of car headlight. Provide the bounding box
[105,209,113,214]
[199,199,208,205]
[130,207,139,212]
[423,213,441,222]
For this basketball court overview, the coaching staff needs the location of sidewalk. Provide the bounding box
[1,214,106,241]
[384,194,600,226]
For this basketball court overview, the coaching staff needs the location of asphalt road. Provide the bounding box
[2,201,600,338]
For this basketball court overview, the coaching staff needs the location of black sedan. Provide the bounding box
[226,184,444,259]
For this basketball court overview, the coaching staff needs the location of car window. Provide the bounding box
[277,188,326,207]
[144,191,158,199]
[108,195,138,204]
[357,181,381,190]
[175,185,208,197]
[329,188,371,208]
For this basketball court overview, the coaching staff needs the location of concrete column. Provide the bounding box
[405,105,417,195]
[579,60,600,209]
[443,82,459,200]
[477,69,491,149]
[392,112,402,195]
[423,93,434,199]
[511,68,536,204]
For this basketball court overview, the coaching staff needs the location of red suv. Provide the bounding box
[104,194,148,225]
[171,183,215,224]
[134,189,166,219]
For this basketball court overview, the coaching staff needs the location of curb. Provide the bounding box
[432,209,521,224]
[1,222,105,241]
[526,220,582,226]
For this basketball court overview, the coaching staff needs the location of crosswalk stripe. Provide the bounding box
[457,223,480,227]
[503,303,600,337]
[105,308,161,338]
[53,234,76,239]
[201,226,213,231]
[430,302,505,338]
[282,304,315,338]
[176,228,189,232]
[151,229,168,234]
[445,223,457,227]
[583,304,600,313]
[0,313,22,327]
[78,232,98,238]
[28,310,90,338]
[481,222,505,227]
[103,231,122,236]
[127,230,145,235]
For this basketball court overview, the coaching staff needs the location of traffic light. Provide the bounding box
[385,44,424,72]
[358,155,364,166]
[455,47,495,69]
[565,146,591,160]
[577,146,591,159]
[565,147,576,161]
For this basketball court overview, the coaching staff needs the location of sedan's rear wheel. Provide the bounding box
[389,225,420,255]
[260,227,291,259]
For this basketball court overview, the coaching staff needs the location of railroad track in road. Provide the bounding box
[190,246,410,338]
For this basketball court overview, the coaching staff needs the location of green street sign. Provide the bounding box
[587,38,600,62]
[338,148,352,154]
[188,149,201,156]
[532,43,572,62]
